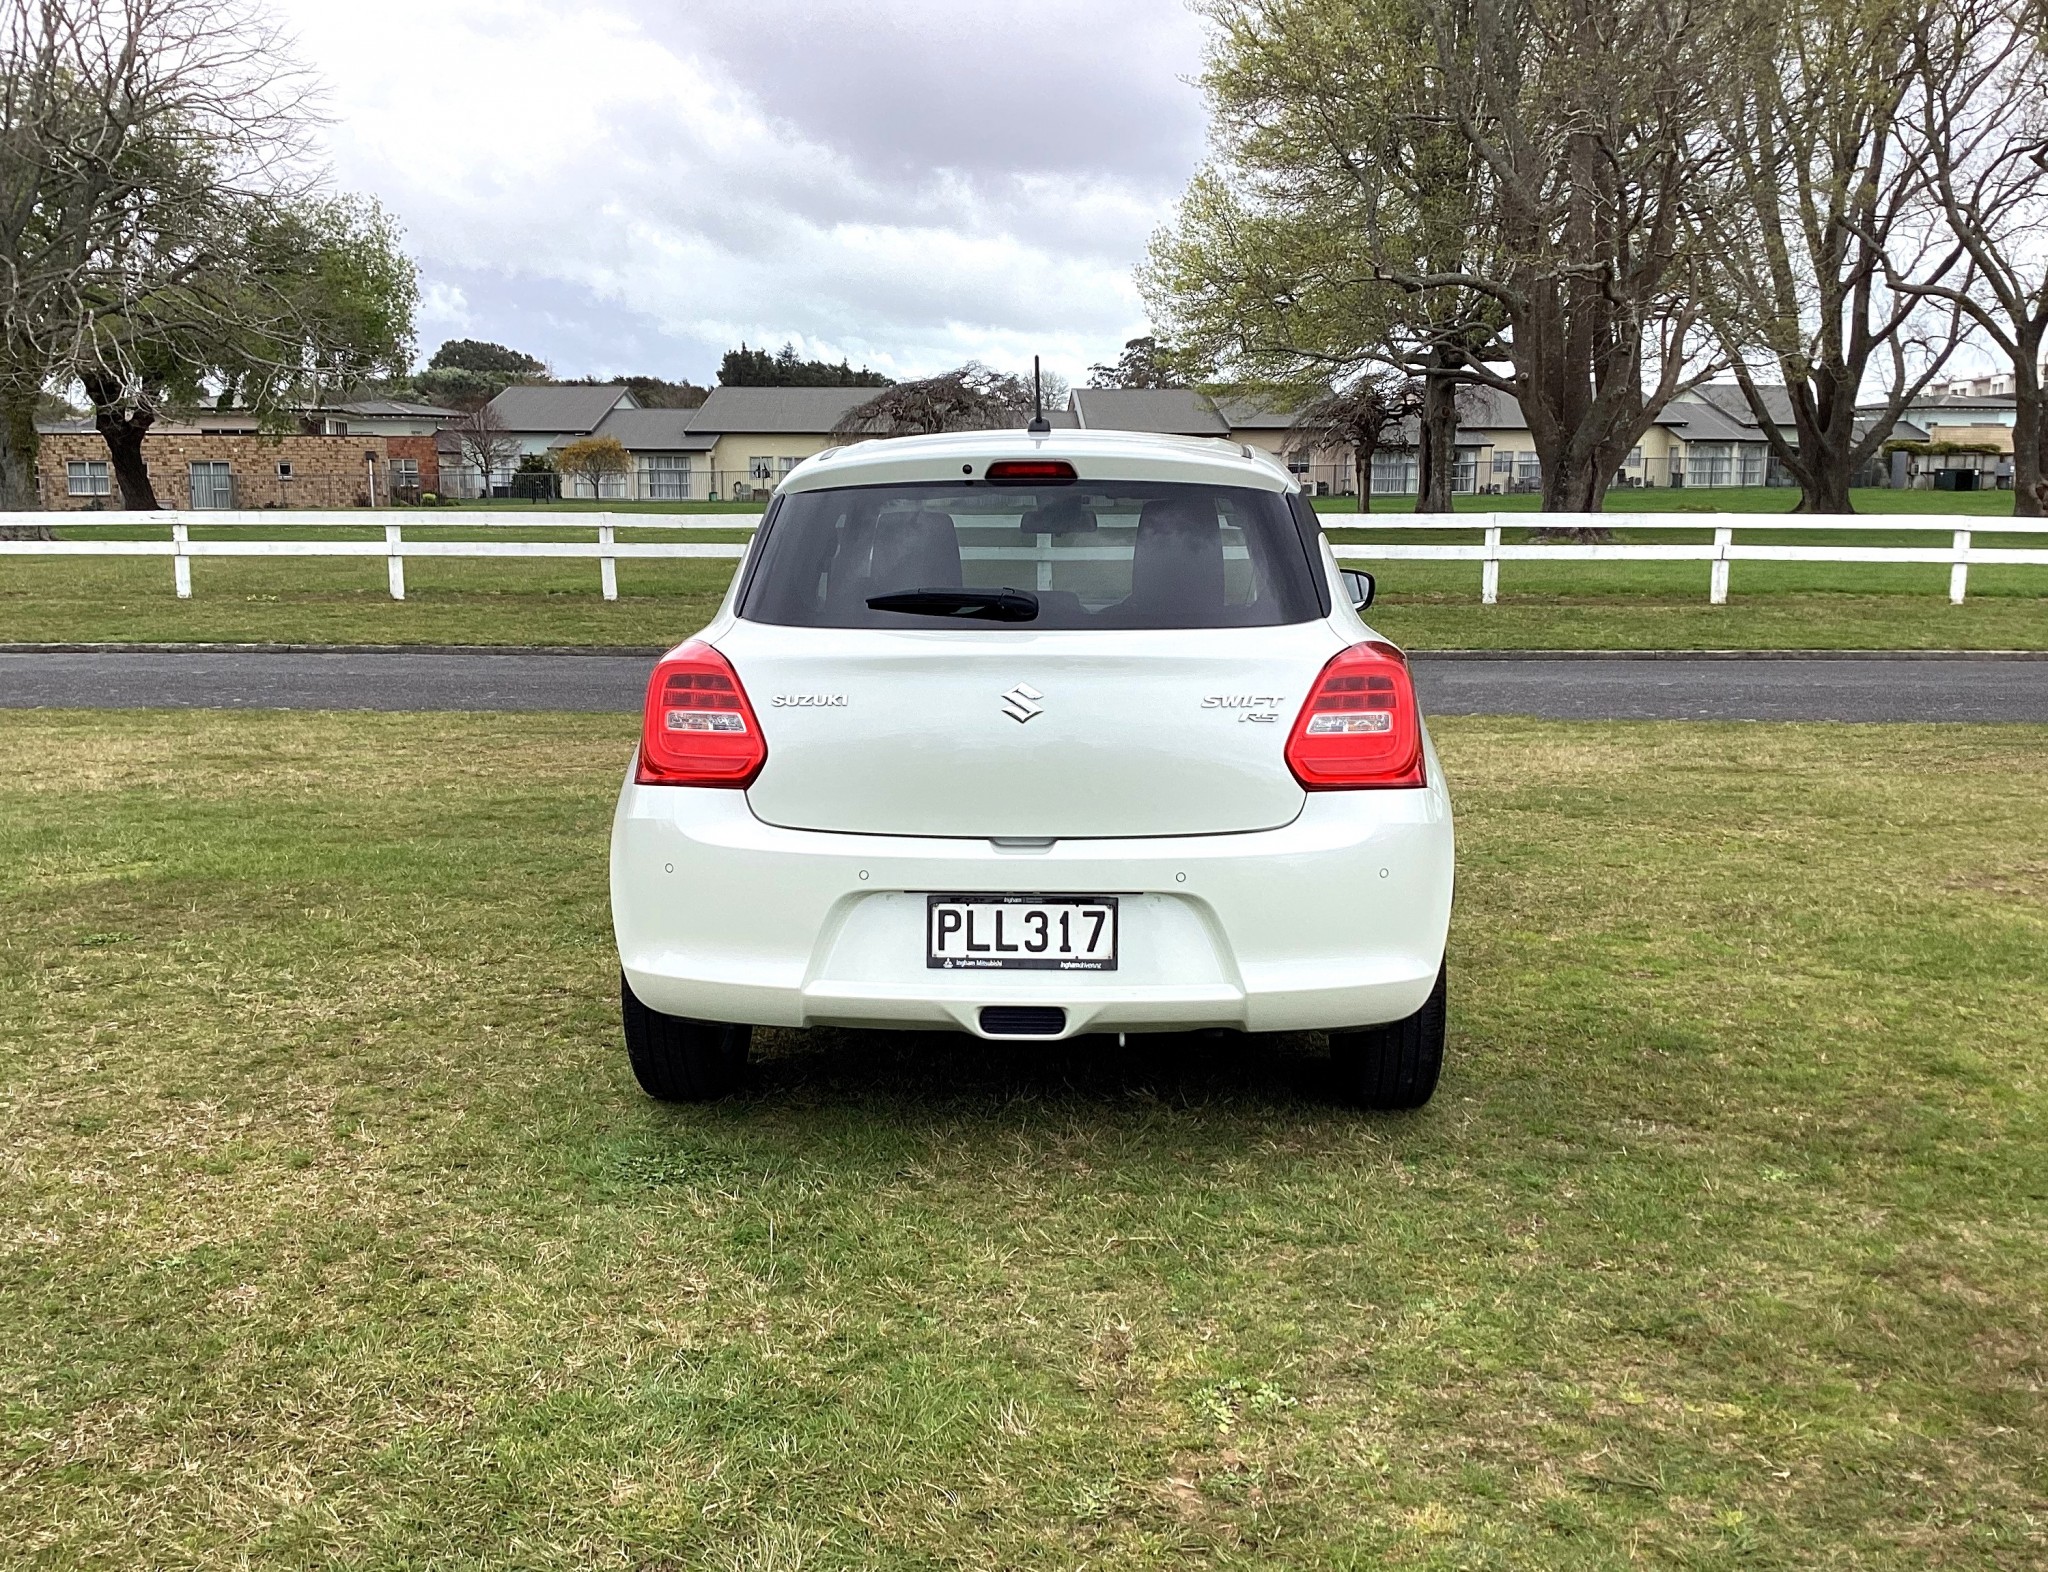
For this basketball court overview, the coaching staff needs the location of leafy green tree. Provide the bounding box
[81,195,417,508]
[1151,0,1739,514]
[1086,337,1188,389]
[427,340,545,377]
[719,342,891,388]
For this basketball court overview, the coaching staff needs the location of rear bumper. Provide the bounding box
[611,746,1454,1039]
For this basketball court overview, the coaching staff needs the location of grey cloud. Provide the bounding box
[300,0,1208,383]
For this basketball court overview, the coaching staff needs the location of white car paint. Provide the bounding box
[610,428,1454,1042]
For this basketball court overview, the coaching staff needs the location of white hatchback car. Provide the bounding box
[610,428,1454,1106]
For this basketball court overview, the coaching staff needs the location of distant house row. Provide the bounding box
[33,371,2040,510]
[451,381,2039,503]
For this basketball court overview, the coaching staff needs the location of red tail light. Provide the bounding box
[1285,641,1426,790]
[985,459,1077,483]
[636,641,766,787]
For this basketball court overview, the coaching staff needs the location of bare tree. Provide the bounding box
[453,404,520,500]
[1901,0,2048,515]
[1705,0,1967,513]
[832,364,1037,438]
[1290,375,1426,507]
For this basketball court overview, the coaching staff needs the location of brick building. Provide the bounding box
[34,421,441,510]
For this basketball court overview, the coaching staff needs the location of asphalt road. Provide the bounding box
[3,648,2045,722]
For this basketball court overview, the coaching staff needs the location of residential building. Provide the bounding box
[578,407,714,500]
[33,419,423,510]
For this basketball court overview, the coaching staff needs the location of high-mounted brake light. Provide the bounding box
[985,459,1077,483]
[1284,641,1425,790]
[636,640,766,787]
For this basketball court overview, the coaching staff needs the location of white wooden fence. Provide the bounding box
[2,509,2044,606]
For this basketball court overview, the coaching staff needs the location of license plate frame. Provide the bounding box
[925,893,1119,972]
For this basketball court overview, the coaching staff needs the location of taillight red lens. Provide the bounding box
[985,459,1077,482]
[635,640,766,787]
[1284,641,1425,789]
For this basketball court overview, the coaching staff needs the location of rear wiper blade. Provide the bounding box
[866,586,1039,622]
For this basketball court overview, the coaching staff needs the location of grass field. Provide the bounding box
[3,711,2044,1568]
[3,500,2045,650]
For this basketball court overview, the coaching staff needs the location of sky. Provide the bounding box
[272,0,1214,387]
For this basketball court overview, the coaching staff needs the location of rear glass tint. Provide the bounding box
[739,481,1322,630]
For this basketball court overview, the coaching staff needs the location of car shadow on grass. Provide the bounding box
[737,1023,1361,1111]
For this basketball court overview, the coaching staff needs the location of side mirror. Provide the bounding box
[1340,568,1376,612]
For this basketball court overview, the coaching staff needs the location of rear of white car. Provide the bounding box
[610,429,1454,1105]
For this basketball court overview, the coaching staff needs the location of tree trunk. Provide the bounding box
[1797,462,1856,515]
[1354,438,1376,513]
[2013,357,2044,520]
[0,380,50,535]
[88,392,162,509]
[1537,451,1611,515]
[1415,361,1459,513]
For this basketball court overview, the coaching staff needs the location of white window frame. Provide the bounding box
[66,459,110,497]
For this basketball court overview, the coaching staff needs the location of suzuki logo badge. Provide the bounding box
[1000,683,1044,724]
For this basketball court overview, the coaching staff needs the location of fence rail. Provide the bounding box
[2,510,2043,606]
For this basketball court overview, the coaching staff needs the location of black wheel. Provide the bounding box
[1329,961,1446,1110]
[620,973,751,1101]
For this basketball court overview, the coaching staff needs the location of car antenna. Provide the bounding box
[1027,355,1051,434]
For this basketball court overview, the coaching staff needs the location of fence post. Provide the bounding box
[1710,526,1733,605]
[1950,529,1971,605]
[385,523,405,601]
[1481,522,1501,605]
[599,518,618,602]
[172,522,191,599]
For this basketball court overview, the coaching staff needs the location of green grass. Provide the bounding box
[2,712,2045,1568]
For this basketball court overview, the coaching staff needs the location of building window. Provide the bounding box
[1452,451,1479,493]
[1627,447,1643,467]
[778,455,799,480]
[188,460,233,510]
[390,457,419,487]
[645,453,691,501]
[1370,450,1419,495]
[1490,450,1513,478]
[1514,451,1540,488]
[749,456,775,483]
[276,461,294,479]
[66,460,110,496]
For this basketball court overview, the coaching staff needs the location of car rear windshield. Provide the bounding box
[738,480,1323,630]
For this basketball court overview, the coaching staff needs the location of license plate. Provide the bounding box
[926,894,1118,971]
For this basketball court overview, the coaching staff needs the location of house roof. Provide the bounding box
[329,399,460,420]
[586,408,717,452]
[1660,393,1760,442]
[1211,395,1301,431]
[487,383,637,433]
[1452,384,1528,431]
[1070,388,1231,436]
[686,386,876,434]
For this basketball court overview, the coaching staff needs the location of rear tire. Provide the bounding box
[620,973,751,1101]
[1329,962,1446,1110]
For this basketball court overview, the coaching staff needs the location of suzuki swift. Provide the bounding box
[610,428,1455,1106]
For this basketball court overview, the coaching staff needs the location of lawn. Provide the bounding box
[2,711,2043,1568]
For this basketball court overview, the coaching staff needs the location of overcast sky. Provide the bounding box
[273,0,1213,386]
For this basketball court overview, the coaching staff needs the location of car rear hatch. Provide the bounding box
[720,621,1344,838]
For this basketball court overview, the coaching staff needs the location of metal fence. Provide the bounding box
[434,467,794,505]
[4,509,2043,608]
